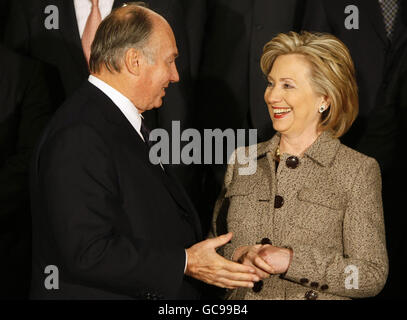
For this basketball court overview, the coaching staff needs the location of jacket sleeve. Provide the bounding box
[282,157,389,298]
[38,124,186,299]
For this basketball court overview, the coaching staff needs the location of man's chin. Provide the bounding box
[153,99,164,108]
[143,98,164,111]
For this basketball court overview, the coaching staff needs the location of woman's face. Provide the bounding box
[264,54,327,137]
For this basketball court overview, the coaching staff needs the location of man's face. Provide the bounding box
[136,23,179,111]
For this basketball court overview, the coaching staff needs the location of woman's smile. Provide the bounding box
[272,107,292,119]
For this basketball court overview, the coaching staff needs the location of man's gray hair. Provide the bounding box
[89,2,155,73]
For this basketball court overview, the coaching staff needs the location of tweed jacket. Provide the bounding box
[211,130,388,300]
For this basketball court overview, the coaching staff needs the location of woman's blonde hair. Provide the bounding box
[260,31,358,138]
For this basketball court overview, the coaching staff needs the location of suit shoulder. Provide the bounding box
[54,84,101,118]
[45,85,108,137]
[338,143,378,164]
[336,143,381,178]
[0,45,40,77]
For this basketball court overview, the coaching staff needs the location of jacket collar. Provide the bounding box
[83,81,202,239]
[256,130,340,167]
[55,0,88,76]
[304,130,341,167]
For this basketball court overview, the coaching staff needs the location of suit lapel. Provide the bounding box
[359,0,388,46]
[391,2,407,50]
[164,167,203,239]
[87,83,201,237]
[55,0,89,76]
[132,134,203,239]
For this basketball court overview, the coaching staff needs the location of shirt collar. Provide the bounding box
[88,75,143,138]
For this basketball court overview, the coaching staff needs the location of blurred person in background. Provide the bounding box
[4,0,206,219]
[0,44,53,299]
[196,0,305,238]
[303,0,407,299]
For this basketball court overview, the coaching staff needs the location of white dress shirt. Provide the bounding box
[74,0,115,38]
[88,75,145,141]
[88,75,188,272]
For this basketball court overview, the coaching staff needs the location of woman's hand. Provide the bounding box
[232,245,274,279]
[258,245,293,274]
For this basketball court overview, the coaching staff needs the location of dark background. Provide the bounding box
[0,0,405,300]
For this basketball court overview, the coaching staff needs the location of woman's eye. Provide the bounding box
[267,81,274,87]
[283,83,294,89]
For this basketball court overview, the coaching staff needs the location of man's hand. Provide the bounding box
[185,233,260,289]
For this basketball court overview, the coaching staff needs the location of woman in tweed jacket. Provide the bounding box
[211,32,388,300]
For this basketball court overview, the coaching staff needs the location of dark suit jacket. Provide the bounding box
[30,81,203,299]
[5,0,207,228]
[4,0,204,129]
[356,39,407,299]
[303,0,407,299]
[302,0,407,150]
[195,0,304,234]
[0,45,53,299]
[197,0,304,141]
[4,0,127,107]
[0,0,9,42]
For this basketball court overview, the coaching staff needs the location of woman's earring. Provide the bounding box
[319,105,326,113]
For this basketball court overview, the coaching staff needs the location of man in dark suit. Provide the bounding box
[356,38,407,299]
[195,0,304,234]
[302,0,407,299]
[0,0,9,42]
[302,0,407,154]
[197,0,304,142]
[0,44,53,299]
[30,4,258,299]
[5,0,206,214]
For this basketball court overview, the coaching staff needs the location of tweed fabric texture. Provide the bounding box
[211,130,388,300]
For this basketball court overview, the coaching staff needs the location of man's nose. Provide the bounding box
[170,62,180,83]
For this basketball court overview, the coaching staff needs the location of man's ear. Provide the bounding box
[124,48,142,76]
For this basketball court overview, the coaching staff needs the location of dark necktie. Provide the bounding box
[141,120,165,171]
[140,119,154,149]
[379,0,400,40]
